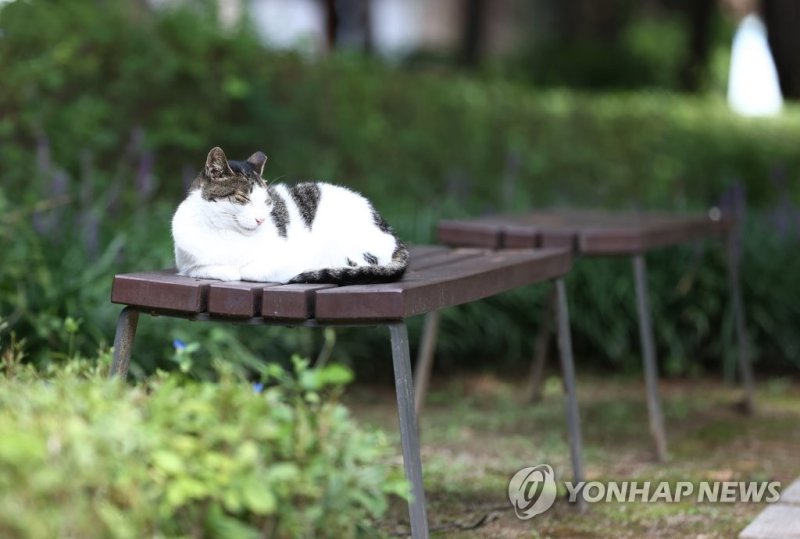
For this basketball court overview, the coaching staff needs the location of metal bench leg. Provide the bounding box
[109,307,139,380]
[726,231,756,414]
[388,322,430,538]
[632,255,669,462]
[524,287,556,402]
[413,310,441,416]
[554,278,586,512]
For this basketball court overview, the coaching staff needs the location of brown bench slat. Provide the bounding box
[111,246,574,320]
[408,245,449,261]
[579,216,732,254]
[502,224,539,248]
[436,219,504,248]
[540,228,578,250]
[438,212,734,256]
[409,248,486,271]
[111,270,214,313]
[207,282,281,317]
[257,250,487,321]
[500,223,578,250]
[314,248,571,321]
[262,284,338,320]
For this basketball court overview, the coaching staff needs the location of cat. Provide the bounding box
[171,147,409,285]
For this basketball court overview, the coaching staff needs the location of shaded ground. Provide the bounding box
[345,373,800,538]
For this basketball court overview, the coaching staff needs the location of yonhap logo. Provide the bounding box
[507,463,782,520]
[508,464,558,519]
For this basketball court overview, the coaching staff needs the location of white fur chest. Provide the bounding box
[172,190,273,275]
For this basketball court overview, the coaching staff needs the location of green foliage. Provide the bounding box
[497,3,734,92]
[0,0,799,377]
[0,351,403,538]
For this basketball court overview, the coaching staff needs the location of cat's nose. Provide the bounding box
[255,217,264,226]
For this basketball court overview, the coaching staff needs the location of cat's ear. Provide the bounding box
[246,151,268,177]
[205,147,233,180]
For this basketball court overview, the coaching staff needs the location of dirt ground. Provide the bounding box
[345,372,800,538]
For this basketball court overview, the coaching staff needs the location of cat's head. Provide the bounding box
[192,147,271,233]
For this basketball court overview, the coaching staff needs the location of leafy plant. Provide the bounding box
[0,0,798,378]
[0,352,404,538]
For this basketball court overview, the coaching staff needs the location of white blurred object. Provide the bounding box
[371,0,461,57]
[250,0,326,53]
[727,14,783,117]
[218,0,243,28]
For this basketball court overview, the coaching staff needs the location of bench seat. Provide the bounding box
[111,245,572,321]
[108,244,582,537]
[438,210,733,255]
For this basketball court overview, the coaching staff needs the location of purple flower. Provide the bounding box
[135,150,155,202]
[82,212,99,260]
[33,169,69,236]
[35,130,51,175]
[173,339,187,351]
[252,383,265,394]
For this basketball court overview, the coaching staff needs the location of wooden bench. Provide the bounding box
[433,210,755,462]
[109,245,584,538]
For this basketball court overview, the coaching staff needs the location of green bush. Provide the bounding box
[0,352,403,538]
[1,0,799,376]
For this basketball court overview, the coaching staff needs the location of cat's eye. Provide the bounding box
[232,193,250,204]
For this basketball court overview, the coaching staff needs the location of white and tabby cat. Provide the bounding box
[172,147,409,284]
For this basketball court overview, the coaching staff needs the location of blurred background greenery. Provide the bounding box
[1,0,799,382]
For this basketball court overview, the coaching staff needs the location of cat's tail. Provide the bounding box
[287,242,409,286]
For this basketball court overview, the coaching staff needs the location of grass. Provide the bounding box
[345,371,800,537]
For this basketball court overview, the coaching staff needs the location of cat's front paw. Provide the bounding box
[240,263,270,283]
[240,263,292,283]
[216,268,242,281]
[194,265,241,281]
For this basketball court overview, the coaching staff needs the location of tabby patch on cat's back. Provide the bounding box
[171,147,409,285]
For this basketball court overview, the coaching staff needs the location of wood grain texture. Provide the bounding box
[437,219,504,248]
[409,248,485,270]
[111,270,214,313]
[207,282,280,317]
[408,245,449,261]
[262,284,337,320]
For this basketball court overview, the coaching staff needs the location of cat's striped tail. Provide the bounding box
[288,243,409,286]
